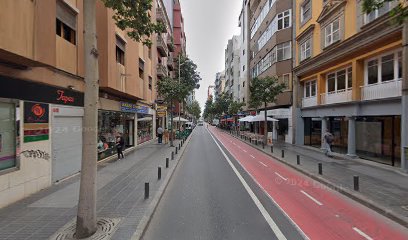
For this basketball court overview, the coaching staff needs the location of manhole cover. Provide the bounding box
[49,218,121,240]
[401,206,408,211]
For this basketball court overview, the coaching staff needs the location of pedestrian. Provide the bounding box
[164,128,169,144]
[116,133,125,159]
[157,126,164,144]
[323,129,334,157]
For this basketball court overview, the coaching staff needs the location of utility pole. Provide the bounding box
[76,0,98,238]
[402,20,408,172]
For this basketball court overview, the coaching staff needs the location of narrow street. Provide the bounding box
[143,125,408,240]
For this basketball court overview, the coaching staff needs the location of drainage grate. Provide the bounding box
[49,218,121,240]
[401,206,408,211]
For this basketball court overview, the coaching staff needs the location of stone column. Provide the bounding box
[347,117,357,157]
[321,117,327,149]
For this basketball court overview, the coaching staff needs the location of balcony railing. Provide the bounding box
[157,63,168,79]
[302,96,317,108]
[167,55,174,70]
[321,88,352,105]
[157,35,168,57]
[361,79,402,101]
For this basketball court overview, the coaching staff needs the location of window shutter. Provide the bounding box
[56,1,77,30]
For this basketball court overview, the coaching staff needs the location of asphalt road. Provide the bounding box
[142,126,303,240]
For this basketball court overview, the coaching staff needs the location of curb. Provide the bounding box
[130,132,194,240]
[223,130,408,229]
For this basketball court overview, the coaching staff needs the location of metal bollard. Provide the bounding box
[175,147,178,154]
[271,146,274,153]
[353,176,359,191]
[262,142,265,149]
[145,182,149,199]
[281,149,285,158]
[158,167,162,180]
[166,158,169,168]
[318,163,323,175]
[297,155,300,165]
[171,151,174,160]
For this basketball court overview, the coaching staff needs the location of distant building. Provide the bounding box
[225,36,241,102]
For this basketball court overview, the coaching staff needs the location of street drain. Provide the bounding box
[49,218,121,240]
[401,206,408,211]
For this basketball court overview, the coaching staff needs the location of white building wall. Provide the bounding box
[239,0,249,107]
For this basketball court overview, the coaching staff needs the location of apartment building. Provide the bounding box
[215,71,226,99]
[239,0,250,109]
[248,0,294,143]
[225,36,241,102]
[0,0,171,208]
[293,0,405,168]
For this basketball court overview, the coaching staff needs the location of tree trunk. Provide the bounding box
[76,0,98,238]
[401,19,408,171]
[264,102,268,145]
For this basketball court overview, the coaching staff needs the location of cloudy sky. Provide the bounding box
[180,0,242,111]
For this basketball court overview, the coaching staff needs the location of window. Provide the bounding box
[365,50,402,85]
[280,74,290,89]
[148,76,152,90]
[324,19,340,47]
[56,1,77,45]
[116,36,126,65]
[301,0,311,23]
[304,80,316,98]
[0,101,18,171]
[277,10,291,30]
[243,97,245,103]
[243,49,245,55]
[300,38,311,61]
[250,0,277,39]
[364,2,390,24]
[326,67,353,92]
[277,42,291,61]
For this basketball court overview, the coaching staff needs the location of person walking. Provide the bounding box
[157,126,164,144]
[164,128,169,144]
[323,129,334,157]
[116,133,125,159]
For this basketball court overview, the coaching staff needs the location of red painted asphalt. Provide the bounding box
[209,126,408,240]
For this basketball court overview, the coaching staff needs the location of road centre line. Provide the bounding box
[259,161,268,167]
[352,227,373,240]
[300,190,323,206]
[207,129,288,240]
[274,172,288,181]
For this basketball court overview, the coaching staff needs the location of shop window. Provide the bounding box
[137,113,153,144]
[0,101,19,171]
[56,1,77,45]
[365,50,402,85]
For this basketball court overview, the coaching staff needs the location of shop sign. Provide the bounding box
[23,102,50,143]
[0,75,84,106]
[120,102,149,114]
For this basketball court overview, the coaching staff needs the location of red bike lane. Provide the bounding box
[209,127,408,240]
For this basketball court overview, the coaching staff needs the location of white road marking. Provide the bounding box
[259,161,268,167]
[353,227,373,240]
[237,145,242,149]
[300,190,323,206]
[243,149,248,153]
[233,142,236,145]
[274,172,288,181]
[207,129,288,240]
[250,155,256,159]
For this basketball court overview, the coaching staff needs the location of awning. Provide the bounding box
[173,117,189,122]
[238,116,254,122]
[248,114,279,122]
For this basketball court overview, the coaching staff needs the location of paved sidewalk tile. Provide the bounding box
[223,129,408,226]
[0,140,183,240]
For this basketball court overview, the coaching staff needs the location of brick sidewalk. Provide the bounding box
[222,128,408,228]
[0,139,186,240]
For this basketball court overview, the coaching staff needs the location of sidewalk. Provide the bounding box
[0,138,189,240]
[222,129,408,228]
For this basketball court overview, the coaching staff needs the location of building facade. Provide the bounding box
[214,71,226,99]
[239,0,250,108]
[225,36,241,102]
[248,0,294,143]
[293,0,405,168]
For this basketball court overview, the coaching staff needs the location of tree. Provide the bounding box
[362,0,408,171]
[203,97,214,121]
[213,93,232,117]
[77,1,165,238]
[228,101,245,116]
[186,100,201,120]
[249,76,286,145]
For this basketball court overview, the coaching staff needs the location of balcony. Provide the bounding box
[167,37,175,52]
[157,35,168,57]
[156,7,165,23]
[167,55,174,70]
[320,89,352,105]
[302,96,318,108]
[157,62,168,79]
[361,79,402,101]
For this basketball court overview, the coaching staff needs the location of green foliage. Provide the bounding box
[102,0,165,47]
[228,101,245,115]
[203,97,214,120]
[186,100,201,119]
[175,55,202,91]
[362,0,408,24]
[249,76,286,109]
[213,93,232,117]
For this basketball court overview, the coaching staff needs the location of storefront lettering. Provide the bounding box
[57,90,75,104]
[21,150,50,161]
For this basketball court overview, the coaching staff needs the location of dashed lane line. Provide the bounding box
[250,155,256,159]
[300,190,323,206]
[274,172,288,181]
[352,227,373,240]
[259,161,268,167]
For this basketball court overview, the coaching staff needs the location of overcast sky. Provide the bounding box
[180,0,242,111]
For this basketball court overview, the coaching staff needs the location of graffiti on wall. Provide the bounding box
[21,150,50,161]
